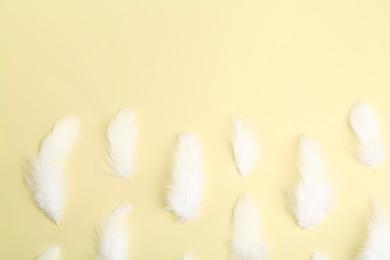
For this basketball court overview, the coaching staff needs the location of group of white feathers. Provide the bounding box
[25,101,390,260]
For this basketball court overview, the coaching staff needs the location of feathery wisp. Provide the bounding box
[25,115,79,224]
[95,204,132,260]
[183,252,192,260]
[231,117,258,177]
[166,132,205,223]
[289,134,332,229]
[36,245,61,260]
[107,109,138,180]
[349,101,385,167]
[231,193,266,260]
[356,200,390,260]
[312,251,328,260]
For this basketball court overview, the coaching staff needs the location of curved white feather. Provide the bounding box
[231,193,266,260]
[289,135,332,229]
[356,200,390,260]
[312,251,328,260]
[231,117,258,177]
[349,101,385,167]
[26,115,79,224]
[107,109,138,179]
[36,245,61,260]
[96,204,132,260]
[166,132,204,223]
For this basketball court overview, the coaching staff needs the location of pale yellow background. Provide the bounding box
[1,0,390,259]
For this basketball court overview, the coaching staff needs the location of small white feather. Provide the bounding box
[166,132,205,223]
[26,115,79,224]
[107,109,138,179]
[231,117,258,177]
[231,193,266,260]
[96,204,132,260]
[312,251,328,260]
[356,200,390,260]
[349,101,385,167]
[36,245,61,260]
[183,252,192,260]
[289,135,332,229]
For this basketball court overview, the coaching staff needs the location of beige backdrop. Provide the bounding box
[1,0,390,259]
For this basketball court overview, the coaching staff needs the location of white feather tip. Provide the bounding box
[349,101,385,167]
[166,132,205,223]
[231,193,266,260]
[107,109,138,180]
[96,203,133,260]
[231,117,258,177]
[36,245,61,260]
[356,200,390,260]
[26,115,79,224]
[289,134,332,229]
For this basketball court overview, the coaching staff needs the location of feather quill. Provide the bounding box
[166,132,204,223]
[25,115,79,224]
[289,134,332,229]
[107,109,138,180]
[312,251,328,260]
[95,204,132,260]
[36,245,61,260]
[356,200,390,260]
[231,193,266,260]
[231,117,258,177]
[349,101,385,167]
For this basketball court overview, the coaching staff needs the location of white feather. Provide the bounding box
[107,109,138,179]
[36,245,61,260]
[183,252,192,260]
[349,101,385,167]
[312,251,328,260]
[356,200,390,260]
[231,117,258,177]
[231,193,266,260]
[289,134,332,229]
[166,132,205,223]
[96,204,132,260]
[26,115,79,224]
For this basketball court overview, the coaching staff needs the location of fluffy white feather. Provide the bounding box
[312,251,328,260]
[26,115,79,224]
[231,117,258,177]
[166,132,204,223]
[289,134,332,229]
[356,200,390,260]
[36,245,61,260]
[96,204,132,260]
[231,193,266,260]
[349,101,385,167]
[183,252,192,260]
[107,109,138,180]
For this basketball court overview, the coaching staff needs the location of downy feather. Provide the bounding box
[231,117,258,177]
[36,245,61,260]
[166,132,204,223]
[26,115,79,224]
[356,200,390,260]
[231,193,266,260]
[107,109,138,179]
[289,134,332,229]
[312,251,328,260]
[349,101,385,167]
[96,204,132,260]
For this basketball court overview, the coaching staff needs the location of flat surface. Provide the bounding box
[1,0,390,259]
